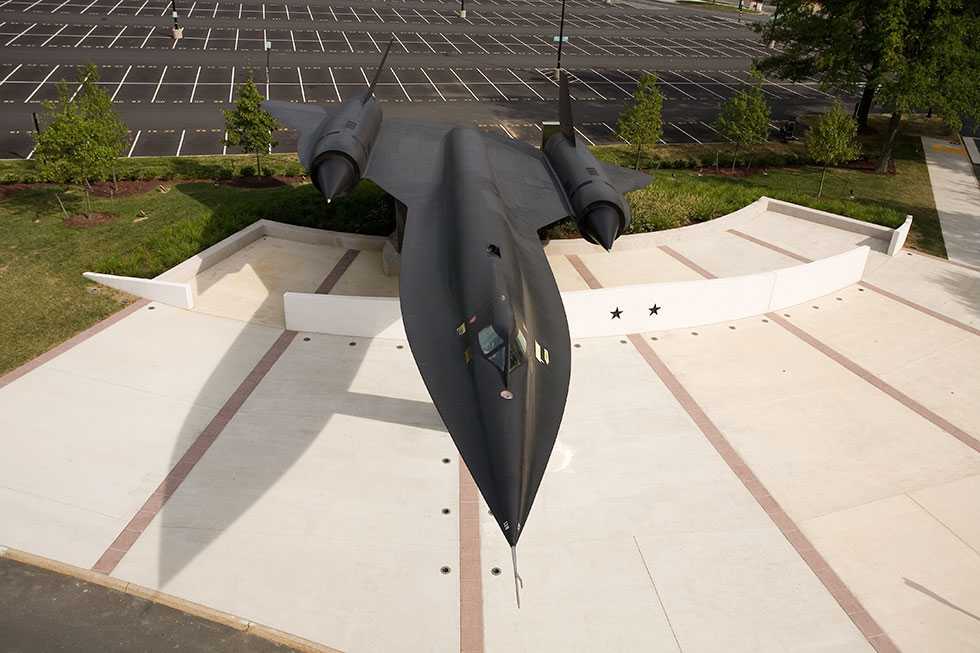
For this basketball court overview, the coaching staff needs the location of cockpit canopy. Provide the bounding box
[477,324,527,380]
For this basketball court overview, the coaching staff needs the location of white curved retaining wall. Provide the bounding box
[283,246,870,339]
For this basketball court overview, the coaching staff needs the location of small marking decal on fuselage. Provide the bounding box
[535,341,550,365]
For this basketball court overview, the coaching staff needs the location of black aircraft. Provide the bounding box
[265,41,649,604]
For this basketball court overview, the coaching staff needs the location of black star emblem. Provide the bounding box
[649,304,661,316]
[610,307,623,319]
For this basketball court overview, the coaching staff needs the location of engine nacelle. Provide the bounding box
[298,93,382,201]
[542,131,631,251]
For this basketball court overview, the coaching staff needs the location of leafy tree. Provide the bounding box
[714,73,771,172]
[805,101,861,197]
[33,64,128,209]
[223,75,279,176]
[616,73,663,170]
[755,0,890,131]
[871,0,980,172]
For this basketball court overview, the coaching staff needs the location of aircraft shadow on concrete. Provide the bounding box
[904,578,980,623]
[154,186,444,586]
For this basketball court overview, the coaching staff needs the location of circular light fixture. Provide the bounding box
[500,390,514,400]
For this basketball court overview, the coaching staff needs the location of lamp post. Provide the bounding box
[458,0,465,19]
[554,0,566,81]
[170,0,182,41]
[264,40,272,98]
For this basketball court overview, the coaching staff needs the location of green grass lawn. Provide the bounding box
[0,116,948,375]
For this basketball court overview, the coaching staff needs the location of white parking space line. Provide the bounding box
[440,32,461,53]
[670,121,701,144]
[228,65,235,102]
[670,70,724,99]
[187,0,196,17]
[535,68,575,99]
[306,4,313,20]
[222,130,227,155]
[260,2,264,18]
[23,0,45,11]
[127,129,141,157]
[175,128,185,156]
[568,73,606,100]
[451,68,480,100]
[392,32,409,52]
[372,6,384,22]
[238,2,242,19]
[716,70,779,98]
[328,5,336,21]
[283,2,288,19]
[40,23,66,46]
[601,121,628,144]
[365,30,380,52]
[488,34,515,54]
[106,0,123,14]
[349,5,360,22]
[510,34,541,54]
[74,23,96,46]
[591,68,631,97]
[390,68,412,101]
[499,123,516,139]
[134,0,147,15]
[477,68,507,99]
[151,65,167,103]
[699,120,727,141]
[341,29,352,52]
[416,32,436,53]
[573,127,595,146]
[202,26,211,49]
[139,26,153,48]
[289,29,295,51]
[234,27,238,50]
[189,65,201,102]
[212,2,217,18]
[78,0,97,13]
[411,7,427,23]
[420,67,446,101]
[464,33,489,54]
[508,67,543,99]
[493,11,517,26]
[50,0,71,12]
[0,64,22,87]
[24,64,59,103]
[111,64,130,101]
[296,66,306,102]
[5,22,36,46]
[329,66,341,101]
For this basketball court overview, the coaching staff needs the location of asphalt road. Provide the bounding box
[0,0,838,157]
[0,557,295,652]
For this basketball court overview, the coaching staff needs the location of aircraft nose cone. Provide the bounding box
[313,154,357,202]
[584,204,621,251]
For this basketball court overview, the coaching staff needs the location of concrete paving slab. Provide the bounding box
[0,305,281,567]
[192,236,347,327]
[663,228,801,277]
[909,473,980,555]
[648,318,980,523]
[923,137,980,267]
[575,246,706,285]
[804,494,980,653]
[546,254,592,291]
[481,336,867,653]
[786,284,980,436]
[111,334,460,653]
[330,249,399,297]
[739,210,889,260]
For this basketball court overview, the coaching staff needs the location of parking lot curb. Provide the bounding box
[0,546,345,653]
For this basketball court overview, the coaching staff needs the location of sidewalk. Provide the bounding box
[922,136,980,266]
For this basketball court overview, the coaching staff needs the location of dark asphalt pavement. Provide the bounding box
[0,557,295,652]
[0,0,837,157]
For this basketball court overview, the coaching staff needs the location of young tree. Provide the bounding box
[33,64,128,209]
[616,73,663,170]
[805,101,861,197]
[714,73,770,173]
[223,75,279,176]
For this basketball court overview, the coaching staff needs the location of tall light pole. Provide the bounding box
[265,40,272,98]
[554,0,567,81]
[458,0,465,19]
[170,0,182,41]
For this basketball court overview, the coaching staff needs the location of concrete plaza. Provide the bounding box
[1,206,979,652]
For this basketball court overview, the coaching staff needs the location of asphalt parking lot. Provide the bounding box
[0,0,837,159]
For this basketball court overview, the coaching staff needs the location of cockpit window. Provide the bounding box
[478,326,505,355]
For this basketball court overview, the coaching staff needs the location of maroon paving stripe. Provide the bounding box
[567,252,896,650]
[727,229,812,263]
[770,313,980,454]
[726,228,980,337]
[565,254,602,290]
[627,334,900,653]
[0,299,149,390]
[92,250,361,575]
[316,249,360,293]
[658,245,717,279]
[458,463,484,653]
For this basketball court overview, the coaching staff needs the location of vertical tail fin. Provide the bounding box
[558,71,575,145]
[364,37,395,103]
